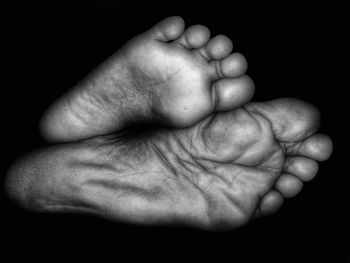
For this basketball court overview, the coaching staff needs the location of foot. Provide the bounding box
[7,99,332,230]
[40,16,254,142]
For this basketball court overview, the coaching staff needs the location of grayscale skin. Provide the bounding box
[6,98,332,231]
[40,16,254,142]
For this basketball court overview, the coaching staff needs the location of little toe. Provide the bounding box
[210,52,248,79]
[174,25,210,49]
[212,75,255,111]
[275,173,303,198]
[284,156,319,182]
[258,190,284,216]
[284,133,333,161]
[151,16,185,41]
[198,35,233,60]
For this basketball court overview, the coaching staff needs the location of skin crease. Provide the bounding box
[3,16,333,231]
[6,98,333,231]
[39,16,254,143]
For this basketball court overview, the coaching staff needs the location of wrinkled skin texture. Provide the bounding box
[6,99,332,230]
[39,16,253,142]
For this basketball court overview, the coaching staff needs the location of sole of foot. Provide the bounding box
[40,16,254,142]
[6,98,332,231]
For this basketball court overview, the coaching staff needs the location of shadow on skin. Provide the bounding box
[6,98,332,231]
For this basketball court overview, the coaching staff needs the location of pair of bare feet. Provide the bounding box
[6,17,332,230]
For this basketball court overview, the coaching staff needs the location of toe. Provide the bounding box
[246,98,321,142]
[198,35,233,60]
[151,16,185,41]
[275,173,303,198]
[175,25,210,49]
[246,99,333,160]
[284,156,319,182]
[284,133,333,161]
[210,52,248,79]
[212,75,255,111]
[258,190,284,216]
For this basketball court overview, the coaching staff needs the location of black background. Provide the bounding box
[1,0,348,261]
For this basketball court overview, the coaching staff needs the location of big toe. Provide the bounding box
[212,75,255,112]
[246,98,321,142]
